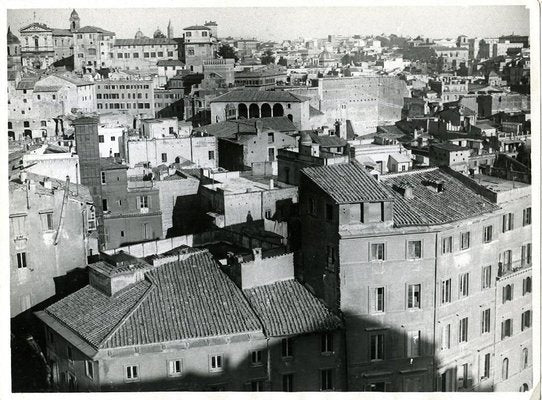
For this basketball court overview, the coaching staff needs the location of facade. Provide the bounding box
[234,67,288,88]
[100,158,163,250]
[95,78,154,117]
[73,26,116,73]
[98,124,125,158]
[110,38,179,73]
[10,172,98,317]
[298,162,531,392]
[429,143,471,173]
[210,90,311,130]
[19,22,55,70]
[183,25,216,73]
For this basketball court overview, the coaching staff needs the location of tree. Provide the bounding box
[277,57,288,67]
[260,50,275,65]
[217,44,238,61]
[341,54,352,65]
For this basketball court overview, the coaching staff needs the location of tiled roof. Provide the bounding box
[10,172,93,203]
[210,90,308,103]
[301,162,393,204]
[34,85,62,93]
[45,282,151,347]
[157,59,185,66]
[53,73,94,87]
[243,280,341,337]
[379,168,499,227]
[309,105,324,117]
[194,117,297,138]
[308,132,347,148]
[114,38,177,46]
[431,143,470,151]
[7,27,20,44]
[76,26,115,35]
[16,79,37,90]
[100,157,128,170]
[183,25,211,30]
[44,250,262,349]
[52,28,72,36]
[103,251,262,347]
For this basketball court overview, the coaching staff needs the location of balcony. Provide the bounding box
[497,259,531,279]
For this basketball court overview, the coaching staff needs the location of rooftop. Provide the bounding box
[183,25,211,31]
[157,59,185,67]
[44,250,263,350]
[471,174,530,193]
[10,172,93,204]
[431,142,470,151]
[307,132,347,148]
[301,162,393,204]
[211,89,308,103]
[194,117,297,139]
[379,168,500,227]
[243,279,341,337]
[100,157,128,171]
[114,38,177,46]
[76,25,115,35]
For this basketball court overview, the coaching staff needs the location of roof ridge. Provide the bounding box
[380,167,439,180]
[99,280,155,348]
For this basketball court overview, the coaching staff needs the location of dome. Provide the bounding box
[70,9,79,18]
[318,50,333,61]
[7,27,20,44]
[135,28,144,39]
[153,28,166,39]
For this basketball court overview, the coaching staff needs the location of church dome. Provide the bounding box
[135,28,144,39]
[70,9,79,18]
[153,28,165,39]
[318,50,333,61]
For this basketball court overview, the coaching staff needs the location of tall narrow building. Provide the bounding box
[167,19,174,39]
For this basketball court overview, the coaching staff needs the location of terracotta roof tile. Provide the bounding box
[301,162,394,204]
[380,168,500,227]
[243,280,341,337]
[210,89,307,103]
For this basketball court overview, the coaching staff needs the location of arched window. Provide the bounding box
[523,277,532,295]
[503,284,513,302]
[249,103,260,118]
[287,114,293,122]
[272,103,284,117]
[522,348,528,370]
[238,103,248,119]
[520,383,529,392]
[34,37,39,49]
[502,358,509,380]
[261,103,272,118]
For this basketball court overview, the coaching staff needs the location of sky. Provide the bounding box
[7,5,531,42]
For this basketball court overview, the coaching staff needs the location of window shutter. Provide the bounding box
[502,215,506,232]
[501,322,504,340]
[511,284,514,300]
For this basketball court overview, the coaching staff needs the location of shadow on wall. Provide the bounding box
[167,194,213,237]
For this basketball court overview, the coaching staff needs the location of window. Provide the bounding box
[208,150,215,160]
[101,171,106,184]
[251,350,262,366]
[23,121,30,128]
[281,338,293,358]
[98,135,104,143]
[85,360,94,379]
[481,309,491,334]
[501,319,513,339]
[133,52,139,58]
[102,199,108,212]
[502,213,514,232]
[139,195,149,208]
[502,284,513,303]
[326,245,335,268]
[441,323,450,349]
[209,355,223,372]
[321,333,333,354]
[250,380,264,391]
[125,365,139,381]
[282,374,293,392]
[407,284,421,309]
[325,204,333,221]
[458,273,469,298]
[442,236,453,254]
[522,348,529,370]
[267,132,274,143]
[161,153,167,163]
[407,240,422,259]
[521,243,532,266]
[460,232,470,250]
[370,243,385,261]
[523,207,531,226]
[144,52,149,58]
[67,346,73,363]
[407,330,421,357]
[11,215,27,237]
[482,266,492,289]
[370,333,384,360]
[459,363,471,389]
[459,317,468,343]
[502,358,509,380]
[375,287,385,312]
[40,212,54,231]
[41,120,47,127]
[168,359,182,376]
[309,198,317,216]
[151,52,156,58]
[16,252,27,269]
[523,277,532,295]
[502,249,512,269]
[265,209,272,219]
[482,353,491,379]
[521,310,531,330]
[441,279,451,304]
[321,369,333,391]
[110,136,115,142]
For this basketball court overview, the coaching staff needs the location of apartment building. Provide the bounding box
[298,162,531,392]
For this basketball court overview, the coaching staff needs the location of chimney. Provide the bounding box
[269,178,274,190]
[43,177,53,190]
[20,171,27,183]
[252,248,262,261]
[255,120,263,133]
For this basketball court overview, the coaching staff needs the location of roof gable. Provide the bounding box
[20,22,52,33]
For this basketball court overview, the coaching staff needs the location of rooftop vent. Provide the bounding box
[422,179,444,193]
[393,181,415,199]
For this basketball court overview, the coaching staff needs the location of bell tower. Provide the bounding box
[70,9,80,32]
